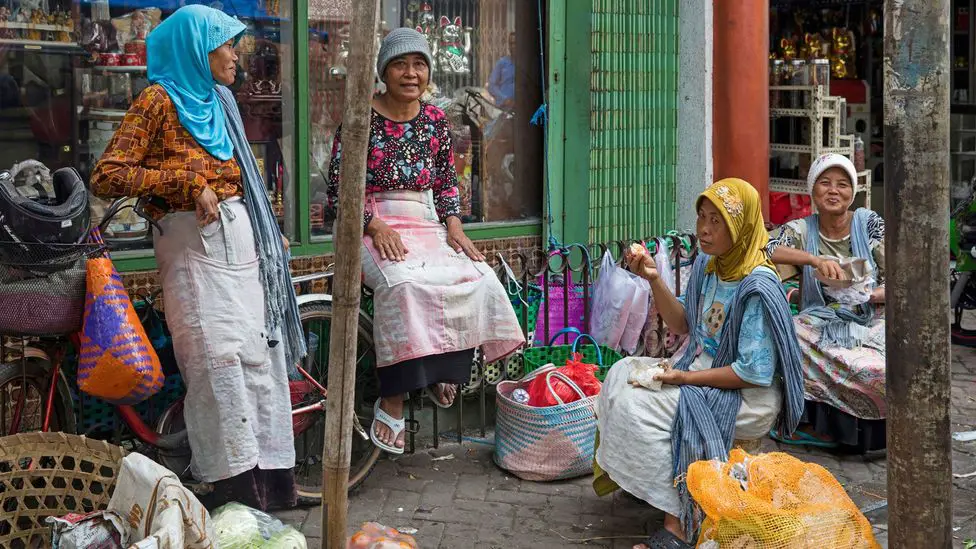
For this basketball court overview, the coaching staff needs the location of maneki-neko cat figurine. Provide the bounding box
[801,32,826,60]
[435,15,471,74]
[779,37,798,62]
[830,27,857,79]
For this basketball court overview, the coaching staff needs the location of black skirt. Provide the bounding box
[376,349,475,397]
[801,400,887,454]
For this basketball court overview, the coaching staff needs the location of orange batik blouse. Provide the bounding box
[90,84,243,219]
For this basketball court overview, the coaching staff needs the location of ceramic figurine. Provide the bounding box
[435,15,471,74]
[0,7,13,40]
[830,27,856,79]
[779,37,797,62]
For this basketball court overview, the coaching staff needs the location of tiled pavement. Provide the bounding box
[277,344,976,548]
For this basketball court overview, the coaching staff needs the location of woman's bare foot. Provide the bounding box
[374,395,405,450]
[430,383,458,407]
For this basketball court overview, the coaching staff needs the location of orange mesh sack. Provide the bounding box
[77,257,164,405]
[687,449,881,549]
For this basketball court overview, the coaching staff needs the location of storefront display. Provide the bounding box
[308,0,540,239]
[0,0,541,257]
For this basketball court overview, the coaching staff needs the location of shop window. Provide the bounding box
[307,0,543,240]
[0,0,296,252]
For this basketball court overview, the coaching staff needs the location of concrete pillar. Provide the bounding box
[712,0,770,216]
[676,0,713,232]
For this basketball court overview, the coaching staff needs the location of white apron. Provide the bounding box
[595,355,781,516]
[359,190,525,368]
[153,198,295,482]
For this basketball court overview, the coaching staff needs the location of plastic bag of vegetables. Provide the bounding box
[348,522,418,549]
[211,503,308,549]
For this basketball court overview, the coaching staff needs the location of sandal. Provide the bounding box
[769,427,839,449]
[425,383,457,409]
[637,528,694,549]
[370,398,405,455]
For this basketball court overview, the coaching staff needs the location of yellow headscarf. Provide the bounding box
[697,178,775,281]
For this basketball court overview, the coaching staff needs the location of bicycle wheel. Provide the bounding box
[0,357,75,436]
[292,299,381,506]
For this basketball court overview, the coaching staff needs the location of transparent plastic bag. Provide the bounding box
[212,503,308,549]
[589,250,639,350]
[348,522,419,549]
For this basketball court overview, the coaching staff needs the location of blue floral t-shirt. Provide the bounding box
[682,266,779,386]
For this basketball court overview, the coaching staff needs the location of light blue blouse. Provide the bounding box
[681,266,779,386]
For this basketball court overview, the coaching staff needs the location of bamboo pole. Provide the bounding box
[321,2,380,547]
[884,0,953,546]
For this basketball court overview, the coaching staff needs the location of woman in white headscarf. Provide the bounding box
[766,153,886,453]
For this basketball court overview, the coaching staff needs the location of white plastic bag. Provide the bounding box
[619,273,649,354]
[641,239,676,357]
[589,250,639,350]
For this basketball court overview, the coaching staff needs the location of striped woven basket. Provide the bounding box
[493,365,598,482]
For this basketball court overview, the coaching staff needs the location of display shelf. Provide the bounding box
[769,84,869,206]
[92,65,147,73]
[0,38,80,50]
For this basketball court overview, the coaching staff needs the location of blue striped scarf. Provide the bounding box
[215,86,306,377]
[672,254,805,539]
[799,208,875,348]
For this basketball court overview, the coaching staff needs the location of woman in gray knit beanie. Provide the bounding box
[326,29,524,455]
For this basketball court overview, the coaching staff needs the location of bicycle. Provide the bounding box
[0,197,381,505]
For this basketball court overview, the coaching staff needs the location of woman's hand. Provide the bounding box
[366,218,409,261]
[868,286,885,304]
[813,257,845,280]
[281,235,290,252]
[446,217,485,261]
[653,369,685,386]
[195,185,219,227]
[625,249,659,282]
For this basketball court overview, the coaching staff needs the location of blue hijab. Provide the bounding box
[147,5,245,161]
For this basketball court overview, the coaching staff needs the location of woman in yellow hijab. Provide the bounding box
[593,179,804,548]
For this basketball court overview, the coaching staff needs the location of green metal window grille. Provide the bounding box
[588,0,679,243]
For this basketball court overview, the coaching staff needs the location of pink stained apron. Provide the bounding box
[360,190,524,368]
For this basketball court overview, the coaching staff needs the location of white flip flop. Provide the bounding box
[370,398,405,455]
[425,383,457,409]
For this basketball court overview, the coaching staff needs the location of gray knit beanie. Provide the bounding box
[376,28,433,79]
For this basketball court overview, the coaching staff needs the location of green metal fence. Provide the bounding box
[587,0,679,242]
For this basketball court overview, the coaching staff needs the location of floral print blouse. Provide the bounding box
[327,102,461,230]
[682,266,780,387]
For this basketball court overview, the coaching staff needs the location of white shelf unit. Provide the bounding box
[769,85,872,208]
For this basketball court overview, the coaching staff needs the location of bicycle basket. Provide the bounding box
[0,432,126,549]
[0,241,105,336]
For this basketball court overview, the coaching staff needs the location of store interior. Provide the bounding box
[768,0,884,223]
[0,0,542,254]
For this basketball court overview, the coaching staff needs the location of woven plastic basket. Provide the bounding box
[0,432,127,549]
[523,329,622,381]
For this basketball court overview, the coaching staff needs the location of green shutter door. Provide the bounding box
[588,0,679,243]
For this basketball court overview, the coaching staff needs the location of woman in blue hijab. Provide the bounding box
[91,4,305,511]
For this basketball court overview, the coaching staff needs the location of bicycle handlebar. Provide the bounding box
[98,197,164,236]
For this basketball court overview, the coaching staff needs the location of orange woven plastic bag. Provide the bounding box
[77,257,164,405]
[687,449,880,549]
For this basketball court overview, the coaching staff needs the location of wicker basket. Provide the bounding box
[0,432,127,549]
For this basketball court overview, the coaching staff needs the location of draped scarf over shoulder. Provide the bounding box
[798,208,877,348]
[147,5,245,161]
[670,181,806,539]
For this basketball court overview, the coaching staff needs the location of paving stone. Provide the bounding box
[279,343,976,547]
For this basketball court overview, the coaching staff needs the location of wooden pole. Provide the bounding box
[884,0,953,547]
[321,2,380,547]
